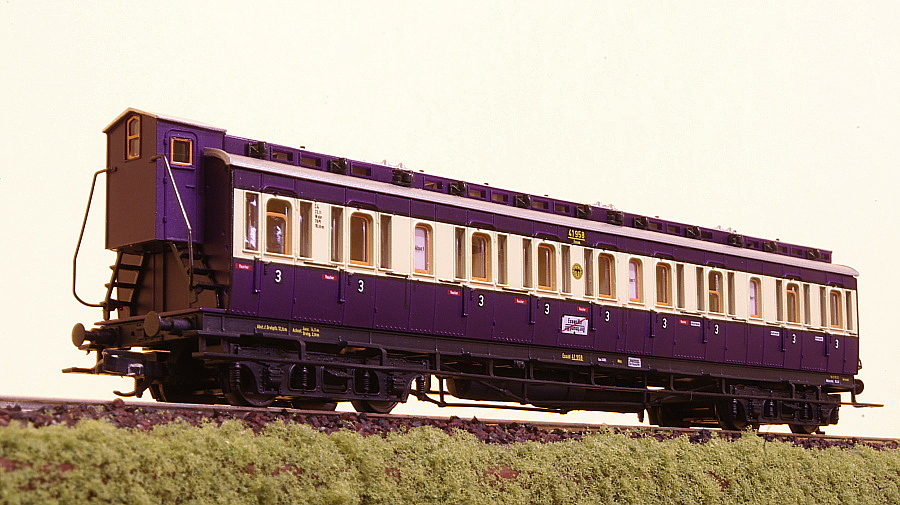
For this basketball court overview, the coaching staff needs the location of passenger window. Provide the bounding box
[298,202,312,258]
[455,228,466,279]
[727,272,736,316]
[523,239,533,288]
[349,213,373,265]
[244,193,259,251]
[561,245,571,293]
[414,224,432,274]
[708,271,723,313]
[599,254,615,298]
[497,234,508,285]
[628,259,643,302]
[380,216,392,269]
[675,264,685,308]
[583,249,594,297]
[171,137,193,166]
[126,115,141,160]
[538,244,556,290]
[749,278,762,318]
[266,199,291,255]
[330,207,343,262]
[472,233,491,282]
[845,291,854,331]
[656,263,672,306]
[830,290,843,328]
[786,283,800,323]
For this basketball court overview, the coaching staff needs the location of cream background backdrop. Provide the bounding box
[0,2,896,437]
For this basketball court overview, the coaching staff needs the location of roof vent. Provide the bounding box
[246,141,268,159]
[449,181,468,196]
[391,169,414,187]
[606,210,624,226]
[328,158,350,175]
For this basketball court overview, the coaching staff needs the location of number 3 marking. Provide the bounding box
[274,269,282,284]
[357,279,365,293]
[544,303,550,315]
[478,294,485,307]
[604,310,611,323]
[662,317,668,329]
[714,324,720,335]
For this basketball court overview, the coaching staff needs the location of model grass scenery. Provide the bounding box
[69,109,869,433]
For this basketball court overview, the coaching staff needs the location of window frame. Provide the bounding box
[786,282,800,323]
[265,198,292,256]
[471,232,492,282]
[708,270,723,313]
[655,262,672,307]
[598,253,616,299]
[170,137,194,166]
[126,115,141,160]
[349,212,374,266]
[829,289,844,329]
[537,243,556,291]
[243,192,260,252]
[749,277,762,319]
[414,223,433,275]
[628,258,643,303]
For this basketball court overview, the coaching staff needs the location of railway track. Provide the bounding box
[1,396,896,449]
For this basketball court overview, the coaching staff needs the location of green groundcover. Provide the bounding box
[0,420,897,505]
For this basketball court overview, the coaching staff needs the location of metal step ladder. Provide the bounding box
[103,251,147,320]
[170,243,226,307]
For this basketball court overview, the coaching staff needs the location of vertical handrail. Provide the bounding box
[151,155,194,291]
[72,168,107,308]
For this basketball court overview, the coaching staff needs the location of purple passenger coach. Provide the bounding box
[68,109,872,431]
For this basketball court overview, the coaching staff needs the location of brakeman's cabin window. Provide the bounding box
[171,137,194,166]
[126,115,141,159]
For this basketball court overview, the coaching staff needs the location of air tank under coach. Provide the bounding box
[68,109,874,432]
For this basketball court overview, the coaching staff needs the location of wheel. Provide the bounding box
[149,383,218,405]
[647,405,690,428]
[789,424,820,435]
[290,399,338,411]
[351,399,398,414]
[715,402,760,431]
[224,365,276,408]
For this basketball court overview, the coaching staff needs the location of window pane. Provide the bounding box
[472,234,489,280]
[380,216,392,269]
[523,239,533,288]
[749,279,761,317]
[350,213,371,264]
[538,245,555,289]
[497,234,508,284]
[414,225,431,273]
[298,202,312,257]
[830,291,843,328]
[708,271,722,313]
[331,208,343,262]
[599,255,614,297]
[786,284,799,323]
[455,228,466,279]
[172,138,192,165]
[266,200,290,254]
[629,259,642,302]
[656,264,670,305]
[244,193,258,251]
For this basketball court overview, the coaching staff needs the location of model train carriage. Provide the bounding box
[68,109,865,432]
